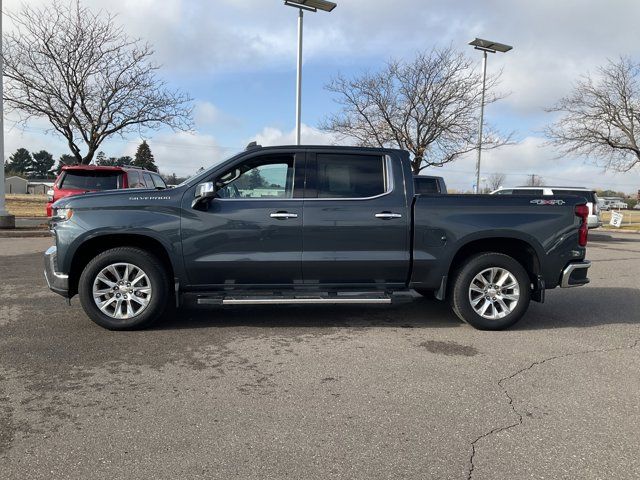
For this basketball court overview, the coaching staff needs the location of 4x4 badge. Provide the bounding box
[530,199,566,205]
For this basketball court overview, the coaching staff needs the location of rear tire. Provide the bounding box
[450,253,531,330]
[78,247,169,330]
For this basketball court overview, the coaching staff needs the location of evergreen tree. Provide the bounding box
[8,148,33,176]
[55,154,77,175]
[96,155,133,167]
[133,140,158,172]
[95,151,107,165]
[163,173,179,185]
[31,150,55,178]
[247,168,266,189]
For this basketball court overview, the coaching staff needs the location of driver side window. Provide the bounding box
[216,157,294,199]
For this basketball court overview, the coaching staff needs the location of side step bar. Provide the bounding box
[196,294,393,306]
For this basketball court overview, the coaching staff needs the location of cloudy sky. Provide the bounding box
[4,0,640,192]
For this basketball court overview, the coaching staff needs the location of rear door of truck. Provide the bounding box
[301,150,411,286]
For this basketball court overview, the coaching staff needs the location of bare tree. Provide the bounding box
[524,174,545,187]
[2,1,193,164]
[321,47,512,174]
[546,57,640,172]
[487,172,506,191]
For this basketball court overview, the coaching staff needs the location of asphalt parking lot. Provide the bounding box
[1,233,639,480]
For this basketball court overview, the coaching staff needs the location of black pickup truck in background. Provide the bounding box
[45,144,591,331]
[414,175,447,194]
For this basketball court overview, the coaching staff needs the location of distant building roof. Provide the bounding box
[28,181,55,186]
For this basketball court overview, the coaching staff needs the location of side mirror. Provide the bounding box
[192,182,216,208]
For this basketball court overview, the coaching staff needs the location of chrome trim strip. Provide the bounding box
[210,298,392,305]
[215,155,395,202]
[560,260,591,288]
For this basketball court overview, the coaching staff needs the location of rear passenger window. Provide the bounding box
[314,154,386,198]
[128,171,144,188]
[142,173,154,188]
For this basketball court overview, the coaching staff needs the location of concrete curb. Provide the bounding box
[0,229,50,238]
[598,228,640,234]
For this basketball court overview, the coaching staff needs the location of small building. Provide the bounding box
[28,181,55,195]
[4,176,28,194]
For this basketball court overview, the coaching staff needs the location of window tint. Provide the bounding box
[494,189,512,195]
[512,189,544,195]
[150,173,166,189]
[315,154,385,198]
[60,171,120,190]
[217,156,294,199]
[552,189,595,202]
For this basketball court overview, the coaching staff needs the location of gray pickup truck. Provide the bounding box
[45,145,591,331]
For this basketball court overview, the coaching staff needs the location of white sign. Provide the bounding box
[610,211,623,228]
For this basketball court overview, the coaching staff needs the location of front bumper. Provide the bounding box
[560,260,591,288]
[44,246,70,297]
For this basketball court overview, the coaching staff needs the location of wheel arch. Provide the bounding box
[68,234,176,297]
[447,236,542,288]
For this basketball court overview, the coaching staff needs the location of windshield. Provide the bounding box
[59,170,121,190]
[552,189,596,202]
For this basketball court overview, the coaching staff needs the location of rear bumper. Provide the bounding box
[560,260,591,288]
[44,246,69,297]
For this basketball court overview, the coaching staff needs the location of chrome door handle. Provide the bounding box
[270,212,298,219]
[375,212,402,219]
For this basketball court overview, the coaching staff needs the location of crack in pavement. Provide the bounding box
[466,338,640,480]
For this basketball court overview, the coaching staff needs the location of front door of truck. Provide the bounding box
[181,152,304,287]
[302,152,411,287]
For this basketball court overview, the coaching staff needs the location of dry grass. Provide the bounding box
[601,209,640,223]
[5,194,48,217]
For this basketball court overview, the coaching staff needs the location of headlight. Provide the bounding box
[47,189,54,202]
[52,208,73,221]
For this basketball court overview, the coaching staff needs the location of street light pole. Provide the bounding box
[295,8,303,146]
[468,38,512,195]
[0,0,16,229]
[475,50,487,194]
[284,0,336,146]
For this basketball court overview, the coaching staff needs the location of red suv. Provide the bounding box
[46,165,167,216]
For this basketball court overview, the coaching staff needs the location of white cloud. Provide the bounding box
[4,117,69,162]
[193,101,223,127]
[434,137,640,193]
[251,123,338,146]
[136,131,233,177]
[4,0,640,191]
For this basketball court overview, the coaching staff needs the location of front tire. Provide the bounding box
[450,253,531,330]
[78,247,169,330]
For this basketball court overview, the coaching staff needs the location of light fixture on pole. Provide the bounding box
[284,0,336,146]
[468,37,512,194]
[0,0,16,229]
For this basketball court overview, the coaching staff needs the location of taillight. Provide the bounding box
[575,204,589,247]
